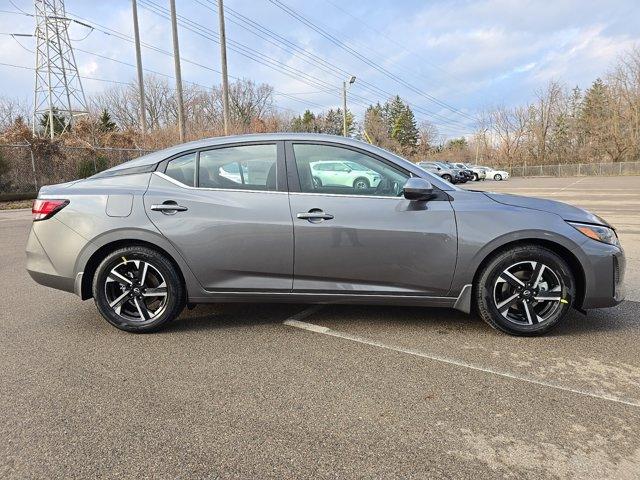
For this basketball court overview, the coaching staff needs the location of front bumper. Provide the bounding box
[579,241,625,309]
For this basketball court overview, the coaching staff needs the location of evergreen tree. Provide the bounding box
[390,101,419,154]
[579,78,611,160]
[446,137,468,150]
[98,109,117,132]
[319,108,354,135]
[291,109,317,132]
[39,108,68,136]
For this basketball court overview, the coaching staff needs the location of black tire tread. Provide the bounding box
[92,246,185,333]
[474,244,573,336]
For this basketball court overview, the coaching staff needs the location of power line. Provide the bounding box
[0,60,129,85]
[1,5,471,134]
[139,0,471,133]
[138,0,351,102]
[0,60,302,114]
[265,0,476,123]
[321,0,466,85]
[63,11,333,111]
[194,0,472,132]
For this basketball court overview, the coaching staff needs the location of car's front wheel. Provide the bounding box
[92,246,185,332]
[472,173,479,181]
[494,173,502,180]
[353,177,370,190]
[474,245,574,336]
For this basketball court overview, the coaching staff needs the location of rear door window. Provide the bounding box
[198,144,278,191]
[164,152,196,187]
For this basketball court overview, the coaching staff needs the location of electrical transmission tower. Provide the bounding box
[33,0,88,139]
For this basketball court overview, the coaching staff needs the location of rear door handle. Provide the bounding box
[150,202,188,213]
[297,209,334,222]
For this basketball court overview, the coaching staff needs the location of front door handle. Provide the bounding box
[150,202,188,214]
[297,209,334,222]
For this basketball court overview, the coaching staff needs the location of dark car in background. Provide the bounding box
[444,162,474,182]
[451,162,487,181]
[417,161,466,183]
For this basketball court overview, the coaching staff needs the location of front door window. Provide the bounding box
[293,144,409,196]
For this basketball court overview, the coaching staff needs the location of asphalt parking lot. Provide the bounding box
[1,175,639,479]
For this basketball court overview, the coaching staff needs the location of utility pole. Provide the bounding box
[169,0,186,142]
[342,75,356,137]
[218,0,230,135]
[131,0,147,136]
[33,0,88,138]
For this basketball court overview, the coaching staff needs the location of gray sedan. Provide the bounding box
[26,134,625,335]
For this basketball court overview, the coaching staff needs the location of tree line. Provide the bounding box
[1,46,638,167]
[471,46,640,167]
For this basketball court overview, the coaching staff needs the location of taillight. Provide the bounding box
[32,199,69,221]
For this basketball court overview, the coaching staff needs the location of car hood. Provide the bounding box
[483,192,611,226]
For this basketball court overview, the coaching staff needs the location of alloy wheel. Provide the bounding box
[104,259,168,323]
[492,261,564,326]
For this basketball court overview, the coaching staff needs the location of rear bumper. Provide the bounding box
[25,219,87,296]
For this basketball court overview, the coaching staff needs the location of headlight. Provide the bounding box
[568,221,619,247]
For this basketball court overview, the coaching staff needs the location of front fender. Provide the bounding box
[449,192,589,294]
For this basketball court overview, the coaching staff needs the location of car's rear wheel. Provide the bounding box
[494,174,502,180]
[92,247,185,333]
[474,245,574,336]
[442,174,453,182]
[353,177,370,190]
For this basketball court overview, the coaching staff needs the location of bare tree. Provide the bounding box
[0,96,29,132]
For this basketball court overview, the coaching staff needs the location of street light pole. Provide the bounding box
[218,0,230,135]
[131,0,147,137]
[169,0,186,142]
[342,75,356,137]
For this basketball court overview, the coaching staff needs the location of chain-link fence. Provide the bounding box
[507,162,640,178]
[2,142,640,199]
[0,144,151,199]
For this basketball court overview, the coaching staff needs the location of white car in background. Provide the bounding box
[479,167,510,181]
[310,160,381,190]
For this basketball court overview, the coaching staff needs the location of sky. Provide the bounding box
[1,0,639,138]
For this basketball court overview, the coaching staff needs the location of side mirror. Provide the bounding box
[403,177,434,201]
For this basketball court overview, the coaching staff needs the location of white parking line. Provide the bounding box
[284,309,640,409]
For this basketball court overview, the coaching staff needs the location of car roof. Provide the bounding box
[105,133,369,172]
[99,133,458,191]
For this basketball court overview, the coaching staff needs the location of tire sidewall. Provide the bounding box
[477,246,574,335]
[353,177,370,189]
[92,247,184,333]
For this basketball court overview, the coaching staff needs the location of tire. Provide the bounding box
[494,174,502,181]
[474,244,574,336]
[472,173,479,181]
[92,246,185,333]
[353,177,370,190]
[442,174,453,183]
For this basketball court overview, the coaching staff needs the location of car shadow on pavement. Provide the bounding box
[553,300,640,336]
[160,303,306,333]
[160,300,639,337]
